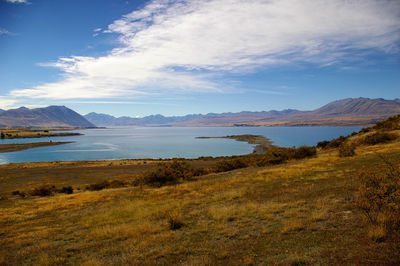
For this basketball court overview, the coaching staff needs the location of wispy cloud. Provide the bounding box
[9,0,400,101]
[6,0,29,3]
[0,28,12,35]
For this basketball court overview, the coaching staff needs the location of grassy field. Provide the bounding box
[0,130,399,265]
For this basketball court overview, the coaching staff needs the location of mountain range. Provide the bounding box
[84,98,400,127]
[0,98,399,128]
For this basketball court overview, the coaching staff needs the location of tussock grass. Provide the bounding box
[281,219,306,234]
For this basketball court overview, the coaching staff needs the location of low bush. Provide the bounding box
[11,190,26,197]
[211,146,316,171]
[256,155,286,167]
[31,185,56,197]
[317,136,347,149]
[139,160,201,187]
[86,180,127,191]
[213,158,249,172]
[361,132,397,145]
[293,146,317,159]
[61,186,73,194]
[166,210,184,230]
[373,114,400,131]
[356,157,400,241]
[87,181,109,191]
[316,140,330,149]
[338,142,356,157]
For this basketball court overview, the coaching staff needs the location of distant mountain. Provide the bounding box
[312,98,400,116]
[84,112,202,127]
[85,98,400,127]
[0,106,95,128]
[0,109,4,113]
[271,97,400,126]
[174,109,300,126]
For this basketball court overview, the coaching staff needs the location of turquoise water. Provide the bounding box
[0,126,361,164]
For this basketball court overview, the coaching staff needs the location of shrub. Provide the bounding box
[140,160,199,186]
[108,180,127,188]
[166,210,184,230]
[338,142,356,157]
[373,114,400,131]
[11,190,26,197]
[293,146,317,159]
[356,157,400,241]
[213,158,249,172]
[317,136,349,150]
[86,180,126,191]
[256,155,286,167]
[359,127,372,134]
[361,132,397,145]
[61,186,73,194]
[87,181,109,191]
[31,185,56,197]
[316,140,330,149]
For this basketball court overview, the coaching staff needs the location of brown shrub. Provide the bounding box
[356,157,400,241]
[166,210,184,230]
[373,114,400,131]
[213,158,249,172]
[86,180,127,191]
[338,142,356,157]
[31,185,56,197]
[139,160,201,187]
[61,186,73,194]
[317,136,347,149]
[361,132,398,145]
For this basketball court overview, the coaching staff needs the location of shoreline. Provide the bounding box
[0,141,73,153]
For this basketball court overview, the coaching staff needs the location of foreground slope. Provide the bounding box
[0,132,399,264]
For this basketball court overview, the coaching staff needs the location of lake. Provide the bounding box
[0,126,361,164]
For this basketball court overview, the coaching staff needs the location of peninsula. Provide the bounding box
[0,141,73,153]
[196,134,273,154]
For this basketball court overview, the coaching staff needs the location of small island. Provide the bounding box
[0,141,73,153]
[196,134,273,154]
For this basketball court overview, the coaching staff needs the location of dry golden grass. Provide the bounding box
[0,137,400,264]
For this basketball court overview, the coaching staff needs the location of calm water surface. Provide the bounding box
[0,126,361,164]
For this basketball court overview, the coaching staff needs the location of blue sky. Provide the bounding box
[0,0,399,117]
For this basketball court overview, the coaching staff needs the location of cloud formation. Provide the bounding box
[9,0,400,100]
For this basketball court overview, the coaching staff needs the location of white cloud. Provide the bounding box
[0,97,17,110]
[0,28,11,35]
[6,0,29,3]
[9,0,400,100]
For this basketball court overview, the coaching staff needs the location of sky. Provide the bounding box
[0,0,399,117]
